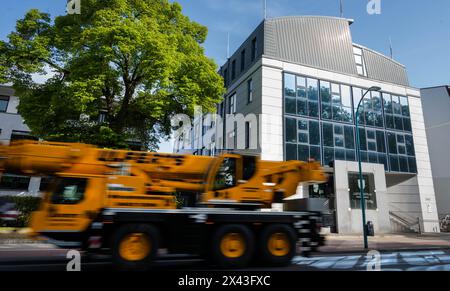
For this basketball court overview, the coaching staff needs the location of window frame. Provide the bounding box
[228,93,237,114]
[353,46,368,77]
[0,95,9,113]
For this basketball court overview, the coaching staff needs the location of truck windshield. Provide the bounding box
[214,158,237,191]
[51,178,87,205]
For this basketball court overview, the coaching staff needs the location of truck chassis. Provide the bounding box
[43,207,325,269]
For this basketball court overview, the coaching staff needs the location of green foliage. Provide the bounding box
[0,0,225,150]
[3,196,42,227]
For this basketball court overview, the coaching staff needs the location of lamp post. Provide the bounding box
[355,86,381,250]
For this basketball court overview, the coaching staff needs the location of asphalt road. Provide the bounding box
[1,244,450,271]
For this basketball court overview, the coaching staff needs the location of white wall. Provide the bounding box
[260,59,284,161]
[409,96,440,232]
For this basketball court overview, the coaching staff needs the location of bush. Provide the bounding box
[2,196,42,227]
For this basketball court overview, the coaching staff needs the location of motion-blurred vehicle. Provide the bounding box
[0,198,20,227]
[0,141,328,269]
[440,215,450,232]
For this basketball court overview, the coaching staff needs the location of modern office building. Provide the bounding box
[173,16,440,234]
[0,85,42,197]
[421,86,450,220]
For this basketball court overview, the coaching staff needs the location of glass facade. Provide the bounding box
[284,72,417,174]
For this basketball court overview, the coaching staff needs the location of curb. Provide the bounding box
[310,246,450,256]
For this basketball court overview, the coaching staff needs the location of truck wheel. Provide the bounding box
[111,224,159,271]
[258,224,296,267]
[211,224,254,269]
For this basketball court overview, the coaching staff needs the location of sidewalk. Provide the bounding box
[321,233,450,254]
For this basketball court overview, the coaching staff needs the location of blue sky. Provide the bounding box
[1,0,449,152]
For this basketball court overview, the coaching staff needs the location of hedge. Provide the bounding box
[1,196,42,227]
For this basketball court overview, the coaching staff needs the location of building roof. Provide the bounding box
[221,15,410,87]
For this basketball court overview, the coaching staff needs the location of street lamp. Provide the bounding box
[355,86,382,249]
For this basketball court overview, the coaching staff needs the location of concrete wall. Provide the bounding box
[260,58,284,161]
[421,86,450,218]
[334,161,391,234]
[409,95,440,232]
[386,174,422,232]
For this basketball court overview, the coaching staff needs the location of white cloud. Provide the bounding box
[31,65,57,84]
[157,138,174,153]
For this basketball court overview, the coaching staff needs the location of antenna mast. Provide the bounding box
[264,0,267,19]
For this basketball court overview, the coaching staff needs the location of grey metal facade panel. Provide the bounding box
[362,48,410,86]
[221,16,411,88]
[263,16,358,76]
[220,22,265,88]
[0,86,15,96]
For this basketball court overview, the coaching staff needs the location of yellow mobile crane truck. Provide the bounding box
[0,141,327,269]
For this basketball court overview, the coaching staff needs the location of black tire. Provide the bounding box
[258,224,297,267]
[211,224,254,269]
[111,224,159,271]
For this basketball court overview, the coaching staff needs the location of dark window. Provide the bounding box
[376,131,386,153]
[10,131,37,142]
[286,143,297,161]
[39,177,54,192]
[247,79,253,103]
[0,96,9,112]
[243,156,257,181]
[231,60,236,80]
[356,90,383,128]
[344,126,355,149]
[358,128,367,151]
[320,81,331,103]
[240,50,246,72]
[387,132,397,154]
[384,94,411,132]
[310,146,321,163]
[251,38,257,61]
[323,147,334,167]
[51,178,87,205]
[309,121,320,145]
[322,123,334,147]
[298,145,309,162]
[214,158,237,191]
[387,132,416,173]
[405,135,415,156]
[285,118,321,163]
[223,69,228,86]
[0,174,30,190]
[285,118,297,143]
[245,122,251,149]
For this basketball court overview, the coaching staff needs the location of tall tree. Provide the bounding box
[0,0,224,150]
